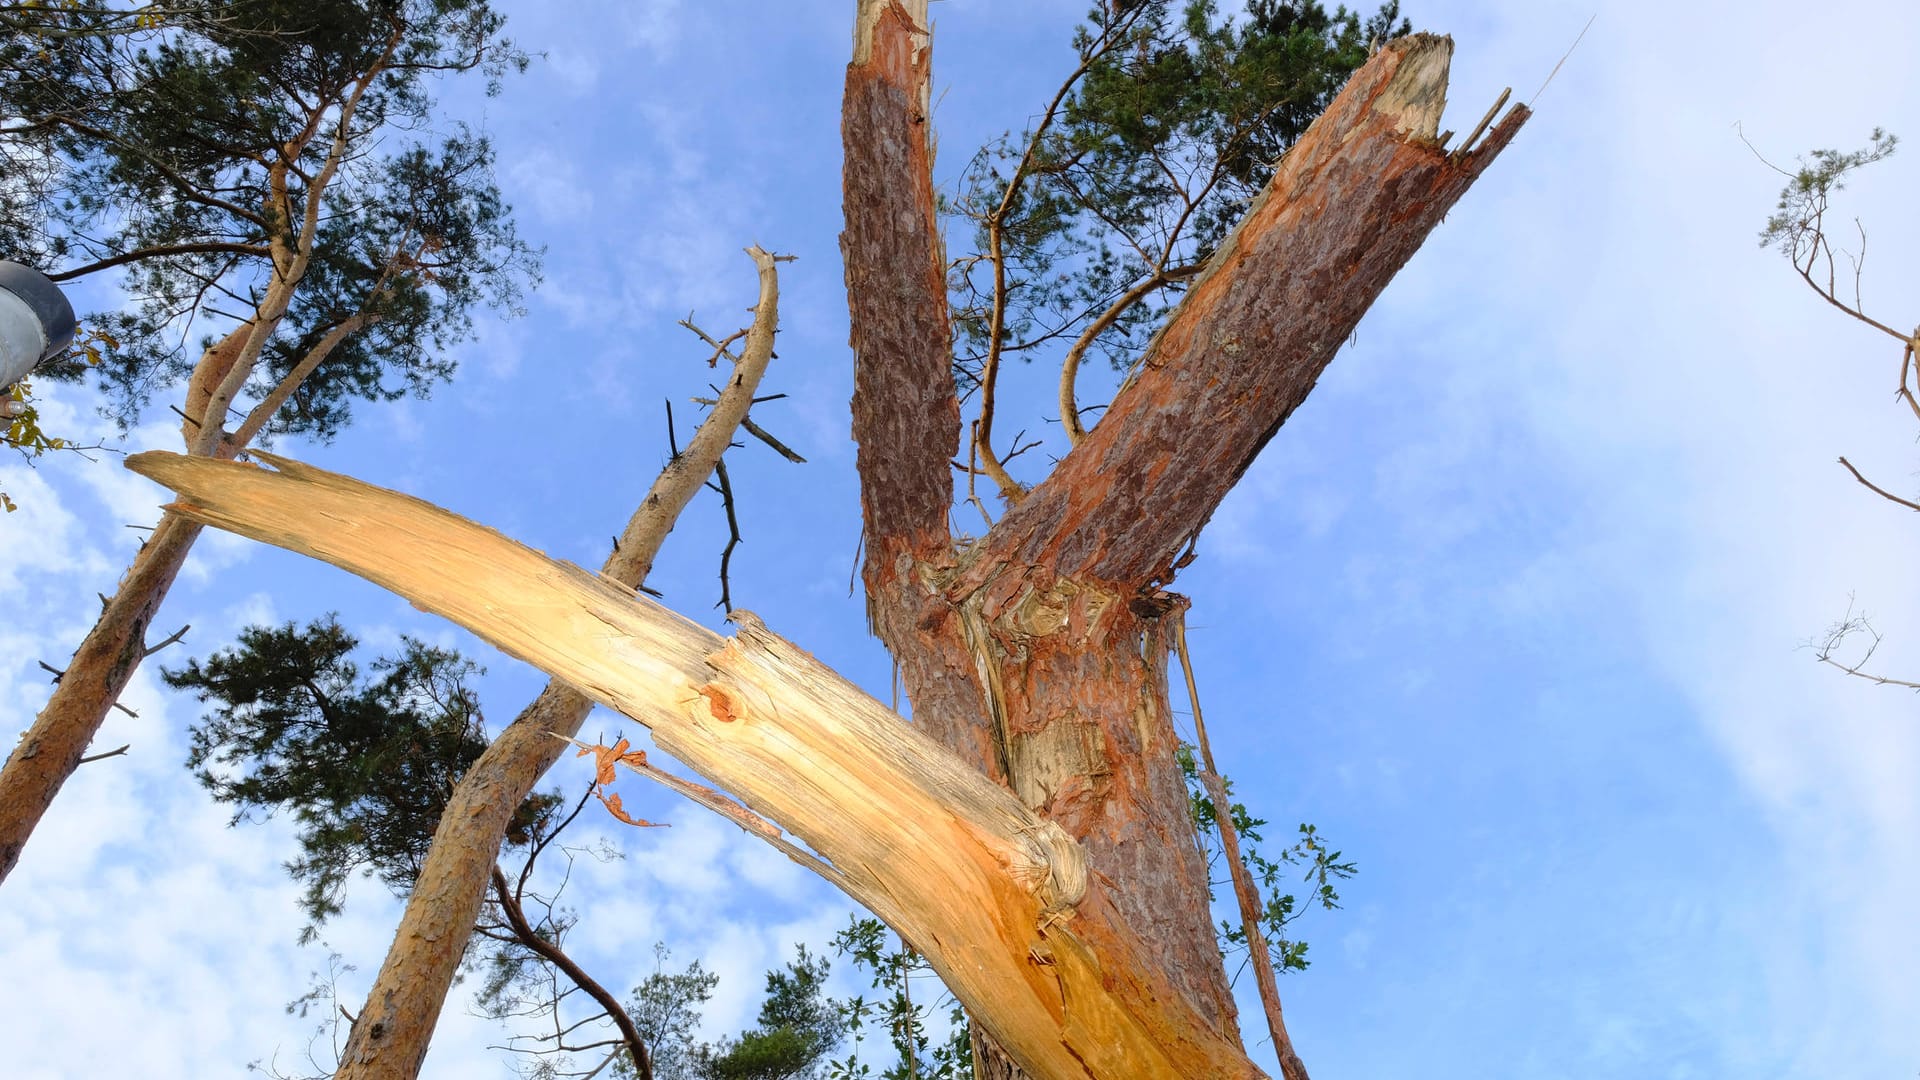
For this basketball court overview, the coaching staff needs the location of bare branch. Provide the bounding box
[1810,604,1920,691]
[76,744,131,765]
[1837,456,1920,513]
[46,242,272,283]
[140,623,190,659]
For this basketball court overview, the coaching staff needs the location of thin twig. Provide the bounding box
[141,623,190,659]
[77,743,131,765]
[1530,13,1595,105]
[689,397,806,462]
[711,457,742,613]
[1810,605,1920,690]
[678,318,746,368]
[1838,456,1920,512]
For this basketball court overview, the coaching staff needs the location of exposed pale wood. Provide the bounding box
[123,448,1268,1080]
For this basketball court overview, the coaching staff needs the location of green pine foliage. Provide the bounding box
[163,616,560,939]
[0,0,539,437]
[947,0,1409,384]
[1757,128,1898,260]
[693,946,844,1080]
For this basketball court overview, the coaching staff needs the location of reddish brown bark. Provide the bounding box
[842,14,1528,1077]
[963,47,1527,590]
[843,0,1003,778]
[0,510,204,882]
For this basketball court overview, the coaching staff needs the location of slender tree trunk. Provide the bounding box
[332,249,788,1080]
[0,300,262,886]
[0,510,203,881]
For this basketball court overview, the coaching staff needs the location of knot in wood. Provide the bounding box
[1010,819,1087,915]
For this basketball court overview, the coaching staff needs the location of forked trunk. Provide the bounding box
[843,3,1526,1075]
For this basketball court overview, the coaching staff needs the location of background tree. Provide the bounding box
[0,0,536,883]
[1753,129,1920,688]
[124,2,1529,1077]
[165,614,835,1080]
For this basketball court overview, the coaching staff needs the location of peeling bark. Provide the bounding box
[839,23,1529,1079]
[961,33,1528,589]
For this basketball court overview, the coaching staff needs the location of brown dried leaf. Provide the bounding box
[596,790,663,829]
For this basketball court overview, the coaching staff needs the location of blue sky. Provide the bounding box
[3,1,1918,1076]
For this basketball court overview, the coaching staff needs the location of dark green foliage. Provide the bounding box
[947,0,1408,382]
[164,616,559,940]
[1176,743,1356,975]
[0,0,537,436]
[828,917,972,1080]
[695,946,843,1080]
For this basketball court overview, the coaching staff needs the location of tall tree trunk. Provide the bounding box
[0,322,261,884]
[0,510,204,880]
[331,249,788,1080]
[843,2,1526,1073]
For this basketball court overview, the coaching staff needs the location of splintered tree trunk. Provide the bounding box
[110,13,1523,1080]
[125,447,1268,1080]
[843,3,1525,1075]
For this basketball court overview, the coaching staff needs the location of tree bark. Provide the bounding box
[840,7,1528,1074]
[0,240,287,886]
[95,15,1527,1079]
[328,249,788,1079]
[0,509,203,881]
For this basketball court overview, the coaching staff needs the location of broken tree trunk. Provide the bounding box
[842,7,1526,1076]
[124,447,1268,1080]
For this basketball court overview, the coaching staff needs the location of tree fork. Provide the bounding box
[842,18,1529,1077]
